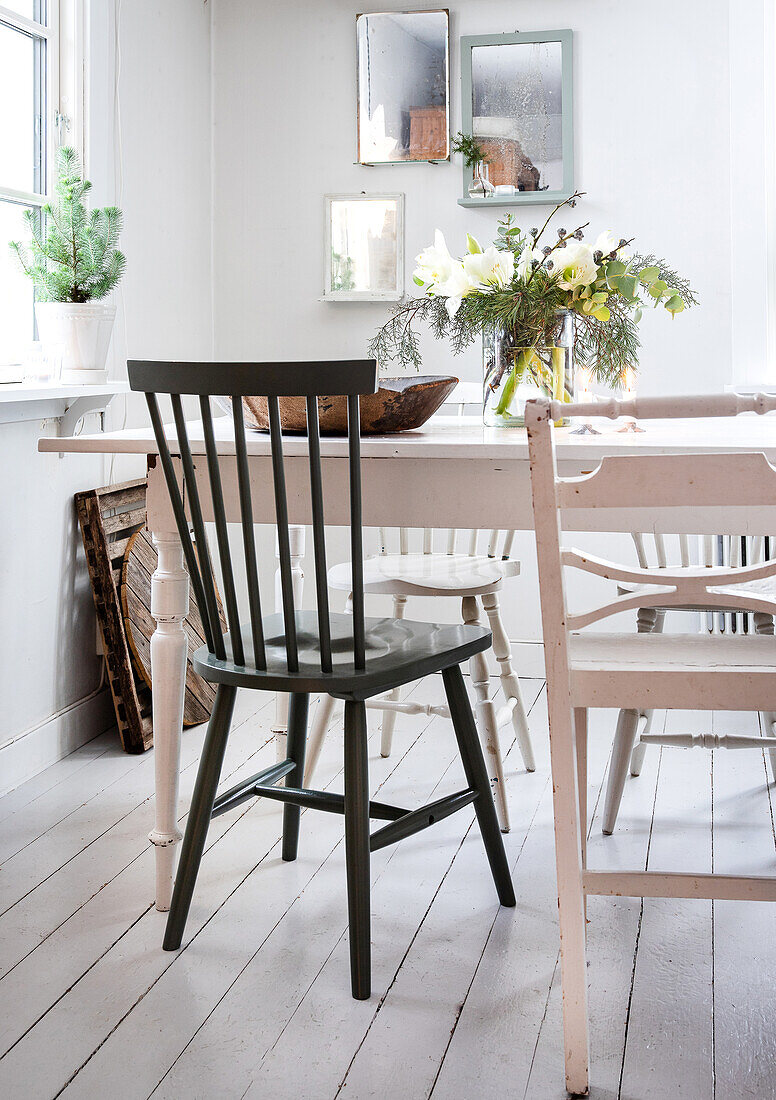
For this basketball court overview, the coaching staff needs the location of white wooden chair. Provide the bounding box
[303,526,535,832]
[603,531,776,834]
[302,383,535,834]
[526,391,776,1097]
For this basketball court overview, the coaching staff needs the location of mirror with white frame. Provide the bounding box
[357,10,450,164]
[323,193,404,301]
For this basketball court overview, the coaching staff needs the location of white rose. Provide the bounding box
[516,244,544,281]
[435,263,476,318]
[595,230,622,257]
[462,246,515,290]
[550,240,599,290]
[413,230,455,291]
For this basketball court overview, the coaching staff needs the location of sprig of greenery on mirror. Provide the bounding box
[450,131,487,169]
[9,146,125,303]
[368,191,698,385]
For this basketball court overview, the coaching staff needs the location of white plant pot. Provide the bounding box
[34,302,116,384]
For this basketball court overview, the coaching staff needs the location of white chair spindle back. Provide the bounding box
[374,525,518,560]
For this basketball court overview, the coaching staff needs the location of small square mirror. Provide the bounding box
[357,10,450,164]
[323,194,404,301]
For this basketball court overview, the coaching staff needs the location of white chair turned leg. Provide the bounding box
[462,595,510,832]
[628,732,649,779]
[481,590,535,772]
[149,532,189,911]
[754,612,776,783]
[304,694,337,787]
[602,708,641,836]
[380,594,407,758]
[628,607,664,778]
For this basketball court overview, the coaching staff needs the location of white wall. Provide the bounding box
[0,0,214,792]
[211,0,731,394]
[210,0,735,656]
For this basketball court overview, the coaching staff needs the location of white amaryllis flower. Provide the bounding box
[462,246,515,290]
[435,263,476,318]
[413,230,455,291]
[595,230,623,257]
[549,240,599,290]
[516,244,544,280]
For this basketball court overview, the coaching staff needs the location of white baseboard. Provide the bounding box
[0,688,116,798]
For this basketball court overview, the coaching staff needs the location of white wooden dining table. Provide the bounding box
[39,409,776,909]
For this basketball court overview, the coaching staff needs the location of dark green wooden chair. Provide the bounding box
[128,358,515,999]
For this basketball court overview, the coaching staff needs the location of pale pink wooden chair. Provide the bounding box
[603,531,776,833]
[526,391,776,1097]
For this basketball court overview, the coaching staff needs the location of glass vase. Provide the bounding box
[483,309,575,428]
[468,160,495,199]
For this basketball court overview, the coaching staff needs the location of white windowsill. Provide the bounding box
[0,380,129,430]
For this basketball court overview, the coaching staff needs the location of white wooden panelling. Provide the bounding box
[328,691,547,1100]
[68,681,465,1100]
[711,709,776,1098]
[1,692,775,1097]
[0,689,115,800]
[0,694,276,1053]
[0,728,114,825]
[619,711,714,1100]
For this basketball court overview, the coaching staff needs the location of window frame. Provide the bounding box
[0,0,85,210]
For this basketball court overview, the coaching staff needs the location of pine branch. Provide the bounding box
[7,146,125,303]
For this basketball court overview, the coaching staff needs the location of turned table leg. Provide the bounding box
[149,531,190,911]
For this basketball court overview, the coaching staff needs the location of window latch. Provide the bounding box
[54,113,71,143]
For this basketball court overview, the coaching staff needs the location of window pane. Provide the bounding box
[0,200,36,365]
[0,22,45,194]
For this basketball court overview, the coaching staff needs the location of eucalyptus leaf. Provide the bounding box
[634,306,643,323]
[606,260,627,277]
[593,305,611,322]
[638,265,660,284]
[649,279,668,299]
[664,294,685,313]
[618,275,638,300]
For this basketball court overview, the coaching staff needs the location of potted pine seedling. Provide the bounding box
[9,146,125,383]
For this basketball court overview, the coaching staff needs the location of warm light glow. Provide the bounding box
[577,366,593,403]
[620,366,637,399]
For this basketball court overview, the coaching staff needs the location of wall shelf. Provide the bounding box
[0,381,129,430]
[457,191,574,209]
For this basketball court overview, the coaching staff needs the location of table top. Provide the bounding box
[38,413,776,460]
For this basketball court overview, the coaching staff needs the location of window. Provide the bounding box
[0,1,84,367]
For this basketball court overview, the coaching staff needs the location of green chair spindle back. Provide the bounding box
[128,359,378,675]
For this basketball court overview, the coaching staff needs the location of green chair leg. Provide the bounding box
[163,684,237,951]
[344,699,371,999]
[442,664,516,907]
[282,693,309,862]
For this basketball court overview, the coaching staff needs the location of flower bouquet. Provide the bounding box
[369,192,697,426]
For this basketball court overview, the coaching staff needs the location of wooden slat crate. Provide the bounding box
[76,479,154,752]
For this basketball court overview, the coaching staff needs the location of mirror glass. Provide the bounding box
[357,10,449,164]
[325,195,403,299]
[470,40,563,192]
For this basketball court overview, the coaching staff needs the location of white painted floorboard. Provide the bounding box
[0,678,774,1099]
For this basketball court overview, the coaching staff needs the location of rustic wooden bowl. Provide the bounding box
[235,375,458,435]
